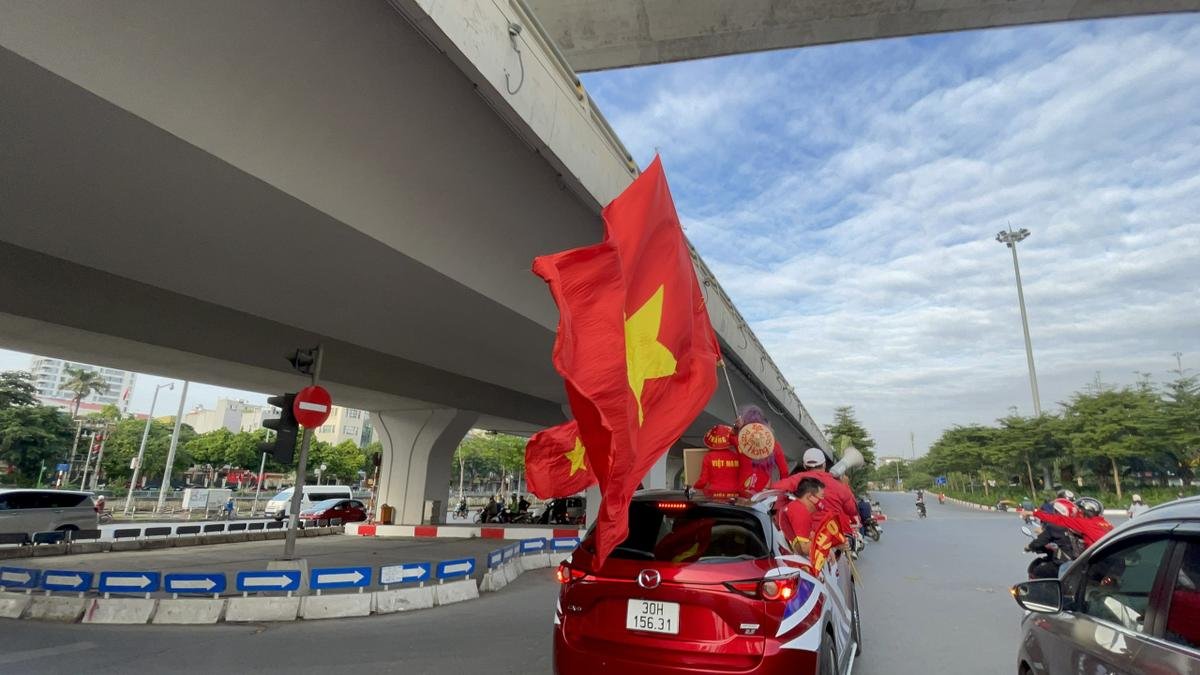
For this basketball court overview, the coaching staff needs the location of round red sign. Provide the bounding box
[293,385,333,428]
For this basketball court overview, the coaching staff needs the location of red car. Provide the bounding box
[298,498,367,525]
[553,490,859,674]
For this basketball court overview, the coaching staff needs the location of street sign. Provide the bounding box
[41,570,92,592]
[487,550,505,569]
[550,537,581,552]
[0,566,40,589]
[519,538,547,554]
[55,463,70,473]
[236,570,301,592]
[292,386,332,428]
[380,562,431,585]
[164,573,226,595]
[311,566,371,590]
[436,558,475,580]
[936,476,947,486]
[98,571,160,594]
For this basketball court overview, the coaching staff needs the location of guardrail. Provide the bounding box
[0,536,583,624]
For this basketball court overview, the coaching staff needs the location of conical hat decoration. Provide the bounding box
[736,423,774,460]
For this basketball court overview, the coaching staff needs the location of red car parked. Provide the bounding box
[298,498,367,525]
[553,490,859,675]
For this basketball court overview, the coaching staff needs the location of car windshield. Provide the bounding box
[269,491,292,502]
[599,501,769,563]
[306,499,342,511]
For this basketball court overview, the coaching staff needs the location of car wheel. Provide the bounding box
[851,584,862,656]
[818,634,837,675]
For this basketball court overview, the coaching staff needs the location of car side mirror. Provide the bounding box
[1021,526,1034,538]
[1011,579,1062,613]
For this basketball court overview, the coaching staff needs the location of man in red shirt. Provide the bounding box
[771,448,860,529]
[693,425,741,499]
[779,477,825,555]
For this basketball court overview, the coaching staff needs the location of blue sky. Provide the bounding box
[582,14,1200,457]
[2,14,1197,458]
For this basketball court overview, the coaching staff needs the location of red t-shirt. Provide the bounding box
[693,448,741,497]
[779,500,815,551]
[737,442,790,495]
[771,470,860,525]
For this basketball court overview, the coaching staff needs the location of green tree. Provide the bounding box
[0,405,74,481]
[310,439,366,483]
[62,367,110,418]
[1061,386,1163,500]
[103,418,196,486]
[822,406,877,494]
[0,370,38,409]
[1159,357,1200,482]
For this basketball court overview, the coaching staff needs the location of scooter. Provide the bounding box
[916,501,927,519]
[863,517,882,541]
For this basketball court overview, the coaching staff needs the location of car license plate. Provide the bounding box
[626,599,679,635]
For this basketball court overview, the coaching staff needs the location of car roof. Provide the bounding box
[0,488,93,496]
[1105,495,1200,538]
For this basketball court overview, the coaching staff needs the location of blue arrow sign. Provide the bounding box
[164,573,226,595]
[436,558,475,580]
[551,537,581,552]
[0,566,40,589]
[487,549,505,569]
[55,463,70,473]
[502,545,517,562]
[379,562,430,585]
[520,538,547,554]
[310,566,371,590]
[236,570,301,592]
[41,569,92,592]
[98,571,160,594]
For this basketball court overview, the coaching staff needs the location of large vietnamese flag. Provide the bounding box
[531,156,720,567]
[525,421,597,499]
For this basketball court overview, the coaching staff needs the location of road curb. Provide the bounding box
[82,597,157,624]
[0,590,31,618]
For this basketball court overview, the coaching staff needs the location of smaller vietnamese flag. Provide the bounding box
[525,421,597,499]
[810,509,848,573]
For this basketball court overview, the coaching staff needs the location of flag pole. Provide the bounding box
[718,360,739,419]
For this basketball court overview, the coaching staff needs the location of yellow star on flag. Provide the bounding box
[625,285,678,425]
[565,437,588,477]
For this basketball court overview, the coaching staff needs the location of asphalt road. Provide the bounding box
[0,492,1033,674]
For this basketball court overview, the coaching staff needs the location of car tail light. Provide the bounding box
[656,501,691,513]
[725,575,799,601]
[555,563,588,584]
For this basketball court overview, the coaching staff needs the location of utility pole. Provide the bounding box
[996,225,1042,416]
[283,345,324,560]
[156,381,190,513]
[124,381,174,515]
[251,451,267,516]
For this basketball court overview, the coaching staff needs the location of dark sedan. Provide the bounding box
[1011,496,1200,674]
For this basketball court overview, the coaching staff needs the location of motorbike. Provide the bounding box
[863,517,882,541]
[916,501,927,519]
[453,500,469,520]
[1022,521,1083,579]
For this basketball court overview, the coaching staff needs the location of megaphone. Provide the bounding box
[829,445,865,478]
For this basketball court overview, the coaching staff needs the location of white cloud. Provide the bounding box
[584,16,1200,455]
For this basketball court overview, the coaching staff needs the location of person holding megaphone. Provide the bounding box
[771,447,862,532]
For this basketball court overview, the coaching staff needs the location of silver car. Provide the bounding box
[0,489,99,539]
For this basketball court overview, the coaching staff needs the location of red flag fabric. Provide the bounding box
[810,508,848,573]
[531,156,720,568]
[525,421,597,499]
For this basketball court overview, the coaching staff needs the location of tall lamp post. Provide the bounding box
[996,226,1042,417]
[123,382,175,515]
[155,380,190,514]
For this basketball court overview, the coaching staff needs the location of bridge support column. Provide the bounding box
[372,409,477,526]
[642,454,669,489]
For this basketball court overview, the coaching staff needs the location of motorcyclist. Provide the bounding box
[1025,519,1082,578]
[1127,494,1149,519]
[518,495,531,514]
[915,491,927,518]
[1037,497,1113,549]
[938,492,945,505]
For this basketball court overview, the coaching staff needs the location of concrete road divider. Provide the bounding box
[519,552,551,573]
[224,596,301,622]
[153,598,225,624]
[434,579,479,606]
[0,591,31,618]
[25,595,86,622]
[300,593,372,620]
[373,586,436,613]
[82,598,157,624]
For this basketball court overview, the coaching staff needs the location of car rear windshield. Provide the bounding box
[0,491,89,509]
[599,501,770,563]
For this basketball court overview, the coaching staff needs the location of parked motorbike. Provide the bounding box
[863,517,882,541]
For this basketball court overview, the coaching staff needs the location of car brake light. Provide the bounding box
[555,563,587,584]
[725,576,799,601]
[656,501,690,512]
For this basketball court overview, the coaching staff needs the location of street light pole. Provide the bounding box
[996,226,1042,417]
[124,382,174,515]
[156,380,190,513]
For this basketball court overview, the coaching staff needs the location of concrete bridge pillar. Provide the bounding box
[372,408,477,525]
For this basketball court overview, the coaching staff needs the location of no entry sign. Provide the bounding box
[293,385,332,428]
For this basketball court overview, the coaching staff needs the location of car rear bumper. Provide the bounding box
[553,630,817,675]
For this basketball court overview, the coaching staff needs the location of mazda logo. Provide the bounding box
[637,569,661,589]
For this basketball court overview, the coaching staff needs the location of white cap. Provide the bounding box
[802,448,827,468]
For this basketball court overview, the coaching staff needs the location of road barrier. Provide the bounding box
[0,535,581,625]
[0,523,341,561]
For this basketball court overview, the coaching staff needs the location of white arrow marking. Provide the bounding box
[105,575,151,589]
[0,570,31,584]
[45,573,84,587]
[442,562,472,575]
[242,575,295,588]
[297,401,329,413]
[169,578,216,591]
[402,567,429,580]
[316,571,364,584]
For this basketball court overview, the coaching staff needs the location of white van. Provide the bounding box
[265,485,354,521]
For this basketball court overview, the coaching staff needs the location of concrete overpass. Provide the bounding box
[526,0,1200,71]
[0,1,824,525]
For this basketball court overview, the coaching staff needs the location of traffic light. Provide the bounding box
[260,393,298,464]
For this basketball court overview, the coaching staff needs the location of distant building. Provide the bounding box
[314,406,373,447]
[183,398,267,435]
[29,357,136,414]
[876,456,904,466]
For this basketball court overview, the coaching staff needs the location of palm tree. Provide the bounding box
[63,367,109,418]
